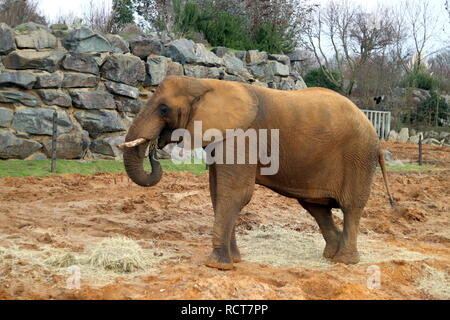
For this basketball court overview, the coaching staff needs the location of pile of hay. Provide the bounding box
[87,237,147,273]
[239,224,432,269]
[417,264,450,299]
[46,253,78,268]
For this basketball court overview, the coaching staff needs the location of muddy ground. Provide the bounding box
[0,141,449,300]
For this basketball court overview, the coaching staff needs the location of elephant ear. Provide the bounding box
[185,79,258,147]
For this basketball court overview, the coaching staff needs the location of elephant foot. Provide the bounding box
[331,249,360,264]
[231,247,242,263]
[323,241,340,259]
[322,231,341,259]
[205,248,234,270]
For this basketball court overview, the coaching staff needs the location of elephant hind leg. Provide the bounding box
[332,206,363,264]
[298,200,341,259]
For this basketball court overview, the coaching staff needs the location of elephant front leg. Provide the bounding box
[206,211,237,270]
[206,163,255,270]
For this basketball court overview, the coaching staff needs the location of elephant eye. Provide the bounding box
[158,104,169,117]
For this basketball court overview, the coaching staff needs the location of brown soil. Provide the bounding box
[0,142,449,300]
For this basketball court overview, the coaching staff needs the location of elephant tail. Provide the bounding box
[378,150,395,207]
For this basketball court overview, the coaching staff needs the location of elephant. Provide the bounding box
[120,75,394,270]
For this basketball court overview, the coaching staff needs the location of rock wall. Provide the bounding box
[0,22,307,160]
[387,128,450,146]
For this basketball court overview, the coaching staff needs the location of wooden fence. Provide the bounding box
[362,110,391,139]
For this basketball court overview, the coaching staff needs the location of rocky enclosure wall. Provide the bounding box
[0,22,306,160]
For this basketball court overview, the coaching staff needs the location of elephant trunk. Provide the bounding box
[123,138,162,187]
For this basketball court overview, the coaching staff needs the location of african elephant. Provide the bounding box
[120,76,394,270]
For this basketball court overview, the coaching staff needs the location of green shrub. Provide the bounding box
[253,23,296,54]
[403,70,439,91]
[171,0,296,53]
[413,91,450,126]
[304,67,342,92]
[173,0,203,37]
[199,11,253,50]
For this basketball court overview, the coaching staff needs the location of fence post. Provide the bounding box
[51,111,58,173]
[418,133,423,166]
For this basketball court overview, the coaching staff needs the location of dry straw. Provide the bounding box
[87,236,148,273]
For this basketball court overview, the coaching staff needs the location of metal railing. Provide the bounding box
[362,110,391,139]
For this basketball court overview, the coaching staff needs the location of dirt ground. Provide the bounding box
[0,141,449,300]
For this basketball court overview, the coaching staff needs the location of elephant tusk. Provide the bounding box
[117,138,148,150]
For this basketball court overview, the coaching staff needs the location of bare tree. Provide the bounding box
[0,0,47,26]
[299,0,398,96]
[81,0,115,33]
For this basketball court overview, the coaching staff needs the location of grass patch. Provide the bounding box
[206,46,240,53]
[383,164,434,171]
[0,159,207,178]
[0,159,435,178]
[119,33,139,40]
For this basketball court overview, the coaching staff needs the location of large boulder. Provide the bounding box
[211,47,229,58]
[12,108,73,135]
[0,71,36,89]
[398,128,409,143]
[268,54,290,66]
[37,89,72,107]
[222,53,245,77]
[184,65,223,79]
[193,43,222,67]
[116,98,144,115]
[63,27,112,53]
[3,50,65,72]
[0,90,41,106]
[162,38,197,64]
[423,138,442,146]
[62,73,99,88]
[70,90,116,110]
[128,35,163,58]
[146,55,170,86]
[14,24,56,50]
[0,108,14,127]
[294,77,307,89]
[62,53,99,75]
[90,135,125,157]
[388,130,398,142]
[0,23,16,54]
[43,130,90,159]
[74,110,125,138]
[248,61,274,82]
[35,72,64,88]
[105,81,140,99]
[105,34,130,54]
[166,61,183,76]
[408,135,420,144]
[101,53,146,86]
[269,60,289,76]
[246,50,268,64]
[278,77,296,90]
[0,130,42,159]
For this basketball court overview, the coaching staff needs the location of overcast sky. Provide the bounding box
[38,0,448,52]
[38,0,448,21]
